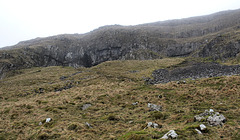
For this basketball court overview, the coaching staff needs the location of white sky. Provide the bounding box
[0,0,240,48]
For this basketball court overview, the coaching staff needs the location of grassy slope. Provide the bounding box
[0,58,239,140]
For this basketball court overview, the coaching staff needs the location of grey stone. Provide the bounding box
[39,122,42,125]
[200,124,207,131]
[207,114,226,126]
[129,121,134,124]
[194,109,215,122]
[82,104,92,110]
[194,109,226,126]
[148,103,162,111]
[209,109,214,113]
[85,122,92,128]
[161,130,178,139]
[46,118,52,123]
[195,128,202,134]
[147,122,159,128]
[132,102,138,105]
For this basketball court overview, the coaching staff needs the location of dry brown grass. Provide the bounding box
[0,58,239,139]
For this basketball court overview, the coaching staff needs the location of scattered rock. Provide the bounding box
[54,83,74,92]
[148,103,162,111]
[200,124,207,131]
[46,118,52,123]
[129,121,134,124]
[82,104,92,110]
[194,109,226,126]
[148,63,240,84]
[147,122,160,128]
[132,102,138,105]
[207,113,226,126]
[39,122,42,126]
[85,122,92,128]
[161,130,178,139]
[194,109,215,122]
[195,128,202,134]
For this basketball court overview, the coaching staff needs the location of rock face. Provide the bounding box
[148,62,240,84]
[1,9,240,78]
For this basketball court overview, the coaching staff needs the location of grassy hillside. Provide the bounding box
[0,58,239,140]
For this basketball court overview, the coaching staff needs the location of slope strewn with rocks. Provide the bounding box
[147,62,240,84]
[0,59,239,139]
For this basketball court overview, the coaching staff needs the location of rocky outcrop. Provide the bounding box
[197,35,240,60]
[194,109,226,126]
[1,9,240,78]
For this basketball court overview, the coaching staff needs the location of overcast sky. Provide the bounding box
[0,0,240,48]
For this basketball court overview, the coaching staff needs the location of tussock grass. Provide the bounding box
[0,58,239,139]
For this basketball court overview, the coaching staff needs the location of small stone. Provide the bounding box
[209,109,214,113]
[39,122,42,125]
[85,122,92,128]
[132,102,138,105]
[195,128,202,134]
[129,121,134,124]
[82,104,91,110]
[161,130,178,139]
[147,122,159,128]
[46,118,51,123]
[200,124,206,131]
[148,103,162,111]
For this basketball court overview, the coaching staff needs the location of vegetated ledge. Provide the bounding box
[146,62,240,84]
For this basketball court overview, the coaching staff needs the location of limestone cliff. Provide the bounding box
[1,9,240,79]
